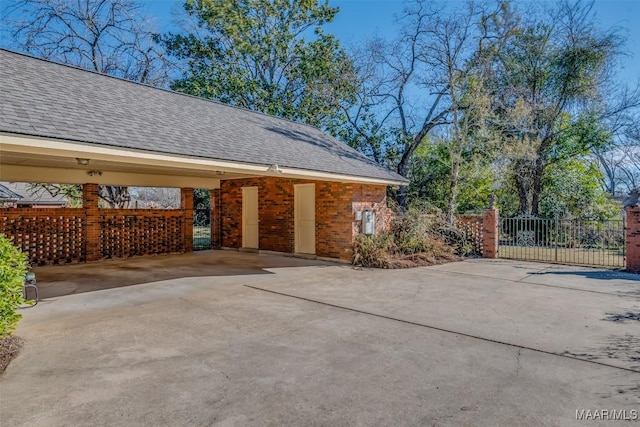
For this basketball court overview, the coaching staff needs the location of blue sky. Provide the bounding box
[145,0,640,85]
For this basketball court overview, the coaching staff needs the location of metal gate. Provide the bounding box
[499,215,625,268]
[193,208,212,251]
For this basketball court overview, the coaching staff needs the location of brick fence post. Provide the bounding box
[482,208,499,259]
[625,207,640,272]
[181,188,194,253]
[83,183,101,261]
[210,188,221,248]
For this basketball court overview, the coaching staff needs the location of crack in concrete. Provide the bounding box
[515,348,522,377]
[245,285,640,374]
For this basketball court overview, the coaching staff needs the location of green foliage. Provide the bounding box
[406,141,494,215]
[352,203,486,268]
[0,235,27,338]
[161,0,356,127]
[540,158,619,219]
[194,189,210,209]
[486,1,622,214]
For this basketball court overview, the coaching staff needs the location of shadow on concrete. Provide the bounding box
[603,311,640,322]
[565,333,640,399]
[529,270,640,282]
[33,250,334,299]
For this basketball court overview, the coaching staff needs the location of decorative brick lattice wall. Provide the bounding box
[100,210,185,259]
[456,215,484,255]
[0,208,85,265]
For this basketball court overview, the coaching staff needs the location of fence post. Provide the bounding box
[83,183,101,262]
[483,208,499,259]
[625,206,640,272]
[181,188,194,253]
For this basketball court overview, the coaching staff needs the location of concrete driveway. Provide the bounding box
[1,253,639,426]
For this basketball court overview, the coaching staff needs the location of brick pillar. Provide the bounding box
[83,183,101,261]
[482,208,499,259]
[625,207,640,272]
[181,188,194,253]
[210,189,221,248]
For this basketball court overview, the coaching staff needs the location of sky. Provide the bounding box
[144,0,640,86]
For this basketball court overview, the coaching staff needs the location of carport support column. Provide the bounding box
[482,208,499,259]
[210,189,221,248]
[625,207,640,272]
[181,188,194,253]
[83,183,101,262]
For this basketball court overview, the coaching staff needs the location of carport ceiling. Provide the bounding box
[0,151,248,179]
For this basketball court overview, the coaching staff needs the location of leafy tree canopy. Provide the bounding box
[161,0,357,127]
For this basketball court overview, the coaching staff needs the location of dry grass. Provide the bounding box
[352,205,470,269]
[0,336,23,375]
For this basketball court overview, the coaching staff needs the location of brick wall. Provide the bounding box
[0,183,191,265]
[220,177,390,260]
[456,214,484,255]
[100,209,185,259]
[0,208,85,265]
[626,207,640,272]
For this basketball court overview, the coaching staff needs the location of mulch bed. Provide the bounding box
[0,336,23,375]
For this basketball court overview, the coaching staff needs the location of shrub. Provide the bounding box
[352,204,463,268]
[0,235,27,338]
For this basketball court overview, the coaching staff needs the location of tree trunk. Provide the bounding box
[515,170,530,215]
[395,161,410,210]
[531,157,545,216]
[446,157,461,224]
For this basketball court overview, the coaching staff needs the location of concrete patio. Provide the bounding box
[1,253,638,426]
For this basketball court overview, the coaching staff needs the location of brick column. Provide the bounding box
[482,208,499,259]
[181,188,194,253]
[83,183,101,261]
[625,207,640,272]
[210,188,221,248]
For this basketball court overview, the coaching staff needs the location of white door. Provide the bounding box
[295,184,316,254]
[242,187,259,249]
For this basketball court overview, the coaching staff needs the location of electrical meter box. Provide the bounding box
[362,210,376,235]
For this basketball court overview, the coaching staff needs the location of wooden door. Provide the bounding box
[242,187,259,249]
[294,184,316,254]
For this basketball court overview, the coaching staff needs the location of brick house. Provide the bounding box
[0,49,407,264]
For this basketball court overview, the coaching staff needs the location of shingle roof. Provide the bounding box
[0,49,407,184]
[0,183,23,201]
[0,182,67,205]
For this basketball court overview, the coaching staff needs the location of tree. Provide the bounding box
[130,187,180,209]
[2,0,171,208]
[487,0,626,215]
[160,0,356,128]
[595,92,640,196]
[338,0,504,219]
[2,0,169,85]
[539,158,618,219]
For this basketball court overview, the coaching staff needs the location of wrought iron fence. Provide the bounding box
[193,208,212,251]
[499,215,625,268]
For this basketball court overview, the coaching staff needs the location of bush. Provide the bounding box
[0,235,27,338]
[352,204,463,268]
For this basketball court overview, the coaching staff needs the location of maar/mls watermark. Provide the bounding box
[576,409,639,421]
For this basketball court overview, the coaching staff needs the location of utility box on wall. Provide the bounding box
[362,210,376,235]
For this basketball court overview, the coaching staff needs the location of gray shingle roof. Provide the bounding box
[0,183,23,201]
[0,182,67,205]
[0,49,407,184]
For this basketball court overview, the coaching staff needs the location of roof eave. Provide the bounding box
[1,132,408,186]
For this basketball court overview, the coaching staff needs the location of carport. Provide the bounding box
[0,49,407,265]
